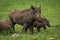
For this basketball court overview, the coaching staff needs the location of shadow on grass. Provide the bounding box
[0,24,60,36]
[0,29,16,36]
[51,24,60,29]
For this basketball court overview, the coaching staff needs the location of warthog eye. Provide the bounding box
[38,20,42,22]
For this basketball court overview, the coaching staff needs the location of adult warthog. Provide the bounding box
[9,5,41,34]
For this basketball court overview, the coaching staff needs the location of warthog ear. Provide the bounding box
[39,6,41,14]
[39,6,41,10]
[31,5,35,10]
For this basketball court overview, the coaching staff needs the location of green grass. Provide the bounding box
[0,0,60,40]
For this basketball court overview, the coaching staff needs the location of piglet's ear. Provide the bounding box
[31,5,35,10]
